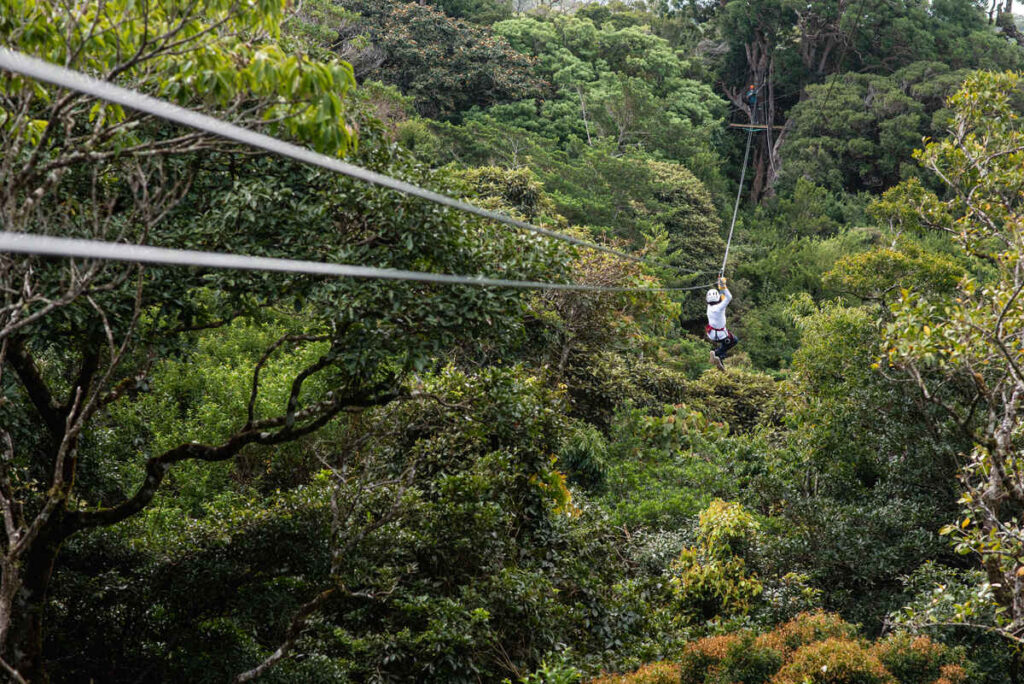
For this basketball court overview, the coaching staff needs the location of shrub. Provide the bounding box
[678,634,741,684]
[520,651,583,684]
[756,572,825,625]
[678,632,782,684]
[460,166,557,221]
[558,422,609,493]
[625,529,691,575]
[669,501,763,622]
[771,637,896,684]
[756,612,858,656]
[590,661,682,683]
[869,633,951,684]
[932,664,968,684]
[615,616,973,684]
[716,632,785,683]
[697,499,760,559]
[684,369,783,434]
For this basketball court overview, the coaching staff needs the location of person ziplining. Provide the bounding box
[707,81,758,372]
[705,276,737,371]
[0,45,758,382]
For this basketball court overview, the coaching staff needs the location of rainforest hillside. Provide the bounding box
[1,0,1024,682]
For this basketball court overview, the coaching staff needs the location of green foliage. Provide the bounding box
[843,2,1024,74]
[738,229,876,307]
[601,405,736,529]
[434,133,725,278]
[11,0,1024,680]
[558,421,609,493]
[731,298,969,630]
[889,562,1010,682]
[697,499,760,559]
[539,148,723,267]
[52,367,659,682]
[825,236,964,302]
[427,0,512,24]
[0,0,593,678]
[773,179,845,239]
[337,0,543,119]
[878,70,1024,645]
[684,368,783,433]
[679,630,786,683]
[670,542,763,622]
[517,650,584,684]
[457,165,560,222]
[739,296,803,369]
[452,11,727,193]
[1,0,356,155]
[669,500,764,623]
[870,633,961,684]
[779,61,982,194]
[47,488,338,683]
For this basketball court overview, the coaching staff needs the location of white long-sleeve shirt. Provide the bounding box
[706,288,732,341]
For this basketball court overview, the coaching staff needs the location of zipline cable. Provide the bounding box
[763,94,779,178]
[0,232,712,293]
[720,127,753,278]
[0,48,643,265]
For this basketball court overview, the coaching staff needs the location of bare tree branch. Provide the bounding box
[232,587,337,684]
[66,385,399,533]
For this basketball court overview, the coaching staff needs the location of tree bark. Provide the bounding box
[750,143,767,202]
[998,11,1024,46]
[233,588,337,683]
[0,330,396,682]
[723,28,784,203]
[2,515,66,683]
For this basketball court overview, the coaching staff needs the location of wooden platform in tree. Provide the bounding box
[728,123,785,130]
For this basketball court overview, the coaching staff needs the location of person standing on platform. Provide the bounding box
[744,84,759,124]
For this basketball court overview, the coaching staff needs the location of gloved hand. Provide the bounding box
[717,276,727,290]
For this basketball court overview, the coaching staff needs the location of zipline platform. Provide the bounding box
[728,123,785,130]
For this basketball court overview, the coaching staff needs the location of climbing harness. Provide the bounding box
[704,323,727,338]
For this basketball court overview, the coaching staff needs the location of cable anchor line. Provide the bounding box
[0,48,642,265]
[0,232,711,293]
[720,127,753,278]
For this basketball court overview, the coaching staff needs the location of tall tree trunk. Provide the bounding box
[735,50,787,202]
[998,9,1024,46]
[750,144,767,202]
[724,29,777,203]
[2,517,66,683]
[723,29,772,124]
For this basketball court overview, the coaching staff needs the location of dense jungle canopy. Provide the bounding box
[1,0,1024,682]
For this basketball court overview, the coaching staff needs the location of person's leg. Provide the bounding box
[709,335,724,369]
[716,331,741,358]
[716,333,739,359]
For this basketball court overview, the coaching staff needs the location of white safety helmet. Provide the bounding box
[706,288,721,304]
